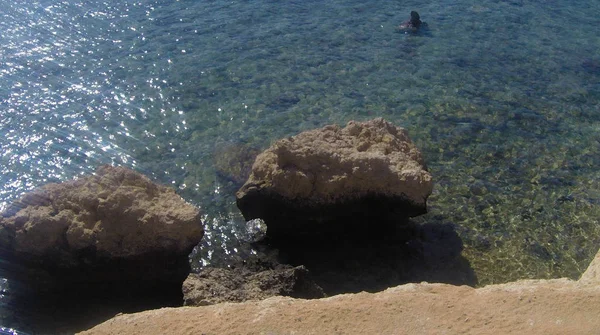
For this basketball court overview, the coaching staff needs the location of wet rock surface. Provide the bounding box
[183,265,325,306]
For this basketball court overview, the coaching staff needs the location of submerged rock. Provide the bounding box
[581,58,600,75]
[236,118,433,242]
[213,141,261,185]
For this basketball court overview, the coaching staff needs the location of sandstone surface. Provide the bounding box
[79,248,600,335]
[236,118,433,240]
[580,247,600,284]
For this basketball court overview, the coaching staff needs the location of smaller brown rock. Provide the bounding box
[182,266,325,306]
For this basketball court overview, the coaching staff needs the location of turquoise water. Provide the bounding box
[1,0,600,294]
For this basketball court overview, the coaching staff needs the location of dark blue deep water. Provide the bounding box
[2,0,600,324]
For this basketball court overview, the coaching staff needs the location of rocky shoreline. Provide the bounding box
[79,266,600,335]
[1,119,599,334]
[79,223,600,335]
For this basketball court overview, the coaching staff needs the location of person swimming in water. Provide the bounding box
[398,11,427,33]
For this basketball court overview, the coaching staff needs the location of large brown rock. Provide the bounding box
[0,166,203,334]
[236,118,433,240]
[0,165,204,333]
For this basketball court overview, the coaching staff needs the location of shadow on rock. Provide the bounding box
[187,218,477,302]
[1,276,183,335]
[268,219,477,296]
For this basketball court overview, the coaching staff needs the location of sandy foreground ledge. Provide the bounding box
[80,251,600,335]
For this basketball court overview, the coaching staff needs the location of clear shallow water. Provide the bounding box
[1,0,600,293]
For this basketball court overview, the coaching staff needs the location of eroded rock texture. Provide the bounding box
[0,165,203,288]
[0,165,204,334]
[236,118,433,241]
[183,265,324,306]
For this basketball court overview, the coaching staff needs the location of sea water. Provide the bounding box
[1,0,600,302]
